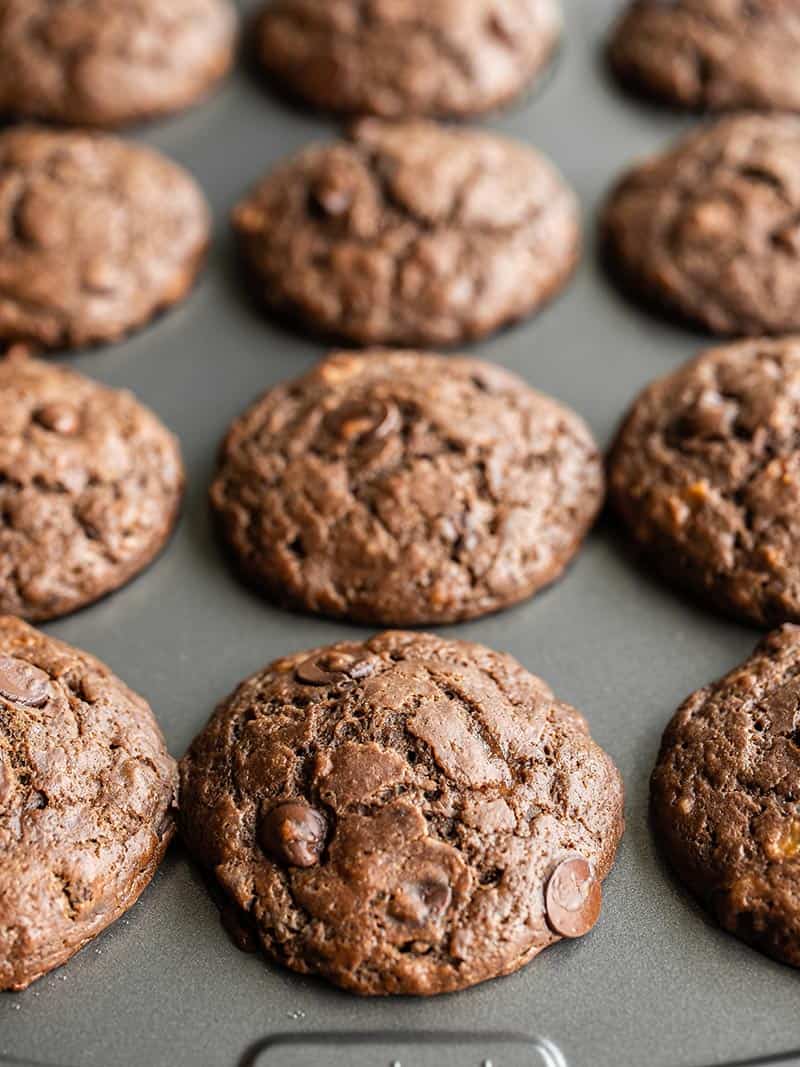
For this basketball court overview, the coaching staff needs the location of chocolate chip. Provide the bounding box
[671,389,736,442]
[34,402,80,435]
[294,659,336,685]
[259,801,327,868]
[324,399,401,445]
[0,655,50,707]
[545,856,601,939]
[294,651,374,686]
[389,878,451,925]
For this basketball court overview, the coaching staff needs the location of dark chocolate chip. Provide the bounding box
[420,880,451,917]
[294,651,374,686]
[34,402,80,435]
[0,655,50,707]
[294,659,337,685]
[259,801,327,868]
[324,399,401,444]
[545,856,601,938]
[389,878,451,925]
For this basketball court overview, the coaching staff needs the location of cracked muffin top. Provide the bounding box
[210,349,604,626]
[609,0,800,114]
[0,356,184,621]
[256,0,561,118]
[652,625,800,967]
[609,337,800,626]
[232,118,580,347]
[0,616,177,990]
[0,0,237,127]
[179,630,624,995]
[602,114,800,337]
[0,126,209,352]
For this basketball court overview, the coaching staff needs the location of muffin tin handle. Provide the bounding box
[244,1031,567,1066]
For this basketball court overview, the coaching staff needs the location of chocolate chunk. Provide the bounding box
[545,856,602,939]
[259,801,327,867]
[0,655,50,707]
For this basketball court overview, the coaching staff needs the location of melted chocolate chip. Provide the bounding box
[324,399,401,444]
[259,801,327,867]
[672,390,736,442]
[294,651,374,686]
[0,655,50,707]
[294,659,337,685]
[390,878,452,925]
[34,402,80,435]
[545,856,601,939]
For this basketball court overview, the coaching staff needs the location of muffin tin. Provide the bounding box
[1,2,797,1065]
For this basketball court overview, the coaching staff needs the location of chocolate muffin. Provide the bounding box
[179,630,624,995]
[610,0,800,114]
[0,126,209,352]
[233,118,580,347]
[210,350,604,625]
[653,625,800,967]
[602,114,800,337]
[0,357,184,621]
[0,0,237,127]
[609,337,800,626]
[256,0,561,118]
[0,616,177,990]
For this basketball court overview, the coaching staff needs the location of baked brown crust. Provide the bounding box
[609,337,800,626]
[602,114,800,337]
[210,350,604,625]
[0,617,177,990]
[179,630,624,995]
[233,118,580,347]
[0,357,184,621]
[0,127,210,352]
[256,0,561,118]
[0,0,237,127]
[652,625,800,967]
[609,0,800,114]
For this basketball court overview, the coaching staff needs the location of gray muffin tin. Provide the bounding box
[1,2,798,1065]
